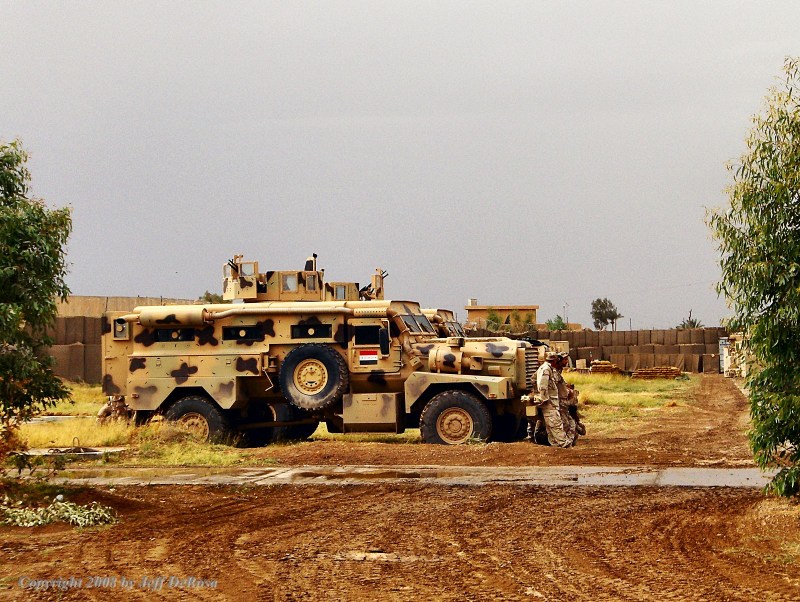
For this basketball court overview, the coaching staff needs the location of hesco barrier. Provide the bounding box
[48,296,194,384]
[483,327,728,374]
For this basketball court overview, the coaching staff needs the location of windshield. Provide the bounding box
[401,313,436,334]
[447,321,466,336]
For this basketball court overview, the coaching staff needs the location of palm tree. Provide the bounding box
[677,310,703,329]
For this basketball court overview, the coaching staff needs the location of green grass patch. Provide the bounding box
[44,382,106,416]
[564,372,698,434]
[131,440,249,466]
[1,498,117,527]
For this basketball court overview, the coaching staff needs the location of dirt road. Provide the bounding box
[250,372,754,468]
[2,375,798,601]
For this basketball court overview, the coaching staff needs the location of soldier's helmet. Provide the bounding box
[558,351,570,360]
[545,351,559,361]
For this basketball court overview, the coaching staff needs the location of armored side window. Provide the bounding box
[291,324,332,339]
[335,285,347,300]
[354,325,381,346]
[155,328,195,342]
[306,274,317,292]
[281,274,298,292]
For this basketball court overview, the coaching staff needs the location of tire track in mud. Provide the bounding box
[3,485,799,602]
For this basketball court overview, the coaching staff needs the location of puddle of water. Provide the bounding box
[61,466,262,480]
[292,470,424,481]
[53,465,776,488]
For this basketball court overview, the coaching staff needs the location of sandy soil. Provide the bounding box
[2,375,798,601]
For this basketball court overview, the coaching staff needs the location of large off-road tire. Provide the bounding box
[279,344,349,411]
[491,412,524,442]
[419,390,492,445]
[164,395,231,442]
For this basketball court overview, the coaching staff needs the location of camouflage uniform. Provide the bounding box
[532,356,571,448]
[553,364,578,446]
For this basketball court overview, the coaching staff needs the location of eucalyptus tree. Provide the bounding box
[0,140,72,456]
[708,58,800,496]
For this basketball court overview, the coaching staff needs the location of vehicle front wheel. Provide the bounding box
[419,390,492,445]
[164,395,230,442]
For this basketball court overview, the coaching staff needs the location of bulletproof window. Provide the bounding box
[416,314,436,334]
[155,328,195,342]
[401,315,419,332]
[291,324,332,339]
[448,321,466,337]
[354,325,381,346]
[401,314,436,334]
[335,285,347,300]
[223,326,266,342]
[306,274,317,292]
[281,274,298,292]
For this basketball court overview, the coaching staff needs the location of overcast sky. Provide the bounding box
[2,1,797,328]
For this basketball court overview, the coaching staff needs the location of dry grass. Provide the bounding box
[18,417,131,448]
[310,424,421,443]
[125,422,272,466]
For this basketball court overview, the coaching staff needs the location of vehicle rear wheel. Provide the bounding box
[420,390,492,445]
[279,344,349,411]
[165,395,230,442]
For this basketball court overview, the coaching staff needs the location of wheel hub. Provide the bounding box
[175,412,210,440]
[294,358,328,395]
[436,407,474,444]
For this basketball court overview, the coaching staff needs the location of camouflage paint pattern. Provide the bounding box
[102,256,540,437]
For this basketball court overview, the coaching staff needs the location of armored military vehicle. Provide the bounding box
[102,255,538,445]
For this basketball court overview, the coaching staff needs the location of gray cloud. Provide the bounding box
[2,1,797,328]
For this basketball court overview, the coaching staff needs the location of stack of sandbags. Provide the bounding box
[631,366,683,379]
[590,360,621,374]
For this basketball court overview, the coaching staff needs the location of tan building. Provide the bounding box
[464,300,539,331]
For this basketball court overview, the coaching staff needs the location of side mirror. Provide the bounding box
[379,327,390,356]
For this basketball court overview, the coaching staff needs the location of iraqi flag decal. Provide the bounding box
[359,350,378,365]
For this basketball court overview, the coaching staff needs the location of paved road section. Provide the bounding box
[53,465,775,488]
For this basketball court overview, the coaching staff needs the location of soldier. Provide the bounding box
[530,351,571,448]
[553,352,578,446]
[555,351,586,443]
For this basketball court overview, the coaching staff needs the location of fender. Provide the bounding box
[404,372,512,413]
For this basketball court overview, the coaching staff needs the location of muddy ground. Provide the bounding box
[252,373,754,468]
[2,375,799,601]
